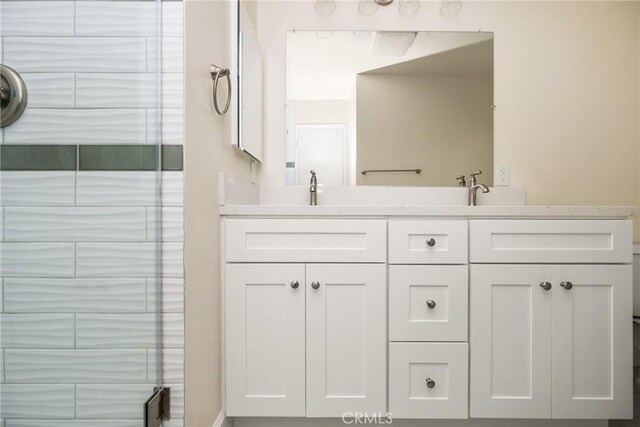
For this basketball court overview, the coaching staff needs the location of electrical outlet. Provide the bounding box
[495,166,510,186]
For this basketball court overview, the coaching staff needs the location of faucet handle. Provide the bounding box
[456,175,466,187]
[469,170,482,186]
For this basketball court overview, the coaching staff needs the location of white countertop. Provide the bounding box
[219,205,637,218]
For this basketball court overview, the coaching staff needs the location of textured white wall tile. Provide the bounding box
[161,172,184,206]
[0,350,4,382]
[1,314,74,348]
[0,172,75,207]
[161,421,184,427]
[76,314,183,349]
[76,2,157,37]
[6,421,142,427]
[147,109,184,145]
[76,74,157,108]
[5,109,147,144]
[162,313,184,349]
[166,383,184,418]
[4,37,147,73]
[162,2,184,38]
[4,208,147,242]
[76,172,157,207]
[162,74,184,109]
[76,243,156,277]
[0,384,75,419]
[162,243,184,278]
[0,2,75,36]
[4,349,147,383]
[76,314,158,348]
[0,243,75,277]
[147,278,184,313]
[147,207,184,242]
[147,37,183,73]
[3,278,147,313]
[147,349,183,383]
[76,384,154,419]
[21,74,75,108]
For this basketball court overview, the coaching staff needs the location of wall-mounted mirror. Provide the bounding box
[232,0,263,162]
[285,31,494,186]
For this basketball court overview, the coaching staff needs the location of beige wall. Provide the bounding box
[256,0,640,238]
[184,1,252,425]
[293,99,350,124]
[356,73,493,187]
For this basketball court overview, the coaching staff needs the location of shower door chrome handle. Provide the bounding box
[0,64,28,128]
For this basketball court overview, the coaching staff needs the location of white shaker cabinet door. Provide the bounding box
[551,264,633,419]
[305,263,387,417]
[470,264,553,418]
[225,264,306,416]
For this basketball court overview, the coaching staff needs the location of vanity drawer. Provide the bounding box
[469,220,632,263]
[225,219,386,262]
[389,220,468,264]
[389,342,468,419]
[389,265,467,342]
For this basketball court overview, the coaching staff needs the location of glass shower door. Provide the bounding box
[0,0,175,425]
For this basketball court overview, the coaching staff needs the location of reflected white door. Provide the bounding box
[551,264,633,419]
[296,124,345,186]
[225,264,306,416]
[470,264,552,418]
[305,263,386,417]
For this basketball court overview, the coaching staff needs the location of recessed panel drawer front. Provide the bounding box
[389,342,469,419]
[389,220,468,264]
[469,220,632,263]
[389,265,468,342]
[226,219,386,263]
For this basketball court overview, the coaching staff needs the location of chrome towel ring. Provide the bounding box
[210,64,231,116]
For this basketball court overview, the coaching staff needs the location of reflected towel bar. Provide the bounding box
[361,168,422,175]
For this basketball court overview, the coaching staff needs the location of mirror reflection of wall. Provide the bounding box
[285,31,494,187]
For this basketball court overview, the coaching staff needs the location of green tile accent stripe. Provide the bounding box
[0,145,183,171]
[80,145,158,171]
[161,145,184,171]
[1,145,77,171]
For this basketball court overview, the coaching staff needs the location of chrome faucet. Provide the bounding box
[310,170,318,206]
[468,170,490,206]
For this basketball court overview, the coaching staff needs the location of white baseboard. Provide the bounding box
[213,410,233,427]
[233,418,608,427]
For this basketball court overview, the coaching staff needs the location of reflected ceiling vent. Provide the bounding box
[372,32,417,56]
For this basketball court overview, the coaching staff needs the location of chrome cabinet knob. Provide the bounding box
[539,282,552,291]
[560,281,573,290]
[426,378,436,389]
[426,300,436,309]
[290,280,299,289]
[426,238,436,247]
[311,281,320,290]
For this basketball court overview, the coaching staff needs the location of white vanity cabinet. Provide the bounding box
[225,263,306,417]
[224,219,387,418]
[387,220,470,419]
[469,220,633,420]
[223,213,634,423]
